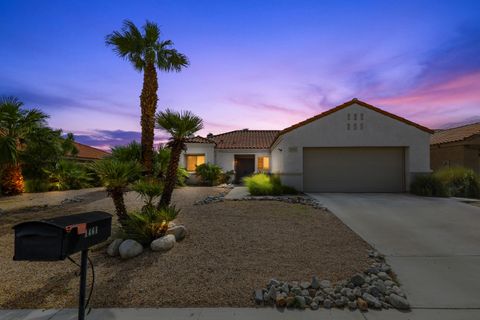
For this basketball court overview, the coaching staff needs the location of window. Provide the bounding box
[257,156,270,171]
[185,154,205,171]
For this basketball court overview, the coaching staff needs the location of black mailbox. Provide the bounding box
[13,211,112,261]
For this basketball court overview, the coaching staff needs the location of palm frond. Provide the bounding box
[155,109,203,140]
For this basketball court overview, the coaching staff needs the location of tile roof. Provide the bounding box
[210,130,280,149]
[431,122,480,145]
[71,142,110,160]
[185,136,215,144]
[275,99,433,142]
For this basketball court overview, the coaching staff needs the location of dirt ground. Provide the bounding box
[0,187,372,308]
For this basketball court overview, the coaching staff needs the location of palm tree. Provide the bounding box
[0,96,48,195]
[106,20,189,176]
[156,109,203,207]
[90,159,141,227]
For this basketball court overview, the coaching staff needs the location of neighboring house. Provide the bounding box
[183,99,433,192]
[430,122,480,175]
[65,142,110,162]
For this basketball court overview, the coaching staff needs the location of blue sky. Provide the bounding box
[1,0,479,149]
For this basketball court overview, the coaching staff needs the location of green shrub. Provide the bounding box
[433,166,480,198]
[410,175,447,197]
[244,173,298,196]
[132,178,163,209]
[177,167,189,186]
[219,170,235,184]
[195,163,223,185]
[24,179,50,193]
[46,160,92,190]
[122,205,180,245]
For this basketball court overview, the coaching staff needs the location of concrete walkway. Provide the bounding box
[224,186,249,199]
[3,307,480,320]
[309,193,480,312]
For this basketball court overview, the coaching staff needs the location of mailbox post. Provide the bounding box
[13,211,112,320]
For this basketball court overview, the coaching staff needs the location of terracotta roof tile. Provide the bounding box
[431,122,480,145]
[185,136,216,144]
[71,142,110,160]
[211,130,280,149]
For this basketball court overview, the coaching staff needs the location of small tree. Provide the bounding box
[90,159,141,226]
[155,109,203,207]
[0,96,48,195]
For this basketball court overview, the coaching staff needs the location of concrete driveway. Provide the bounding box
[309,193,480,313]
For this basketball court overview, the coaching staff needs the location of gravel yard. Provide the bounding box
[0,187,371,308]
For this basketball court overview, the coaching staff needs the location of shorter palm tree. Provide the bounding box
[0,96,48,195]
[90,159,141,226]
[156,109,203,207]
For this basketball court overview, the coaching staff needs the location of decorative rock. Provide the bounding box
[300,281,311,289]
[291,287,302,296]
[310,302,319,310]
[377,272,391,281]
[266,285,277,301]
[384,280,395,287]
[348,301,357,310]
[353,287,362,297]
[276,295,287,307]
[301,289,310,297]
[311,276,320,289]
[357,298,368,311]
[368,285,382,297]
[362,293,382,309]
[380,263,392,273]
[295,296,306,309]
[323,299,333,309]
[320,280,331,289]
[373,280,386,294]
[389,293,410,310]
[166,225,188,241]
[351,274,365,286]
[305,296,313,305]
[119,239,143,259]
[280,283,289,293]
[254,289,264,304]
[269,279,280,287]
[286,296,296,308]
[335,298,345,308]
[151,234,176,252]
[313,296,324,304]
[107,239,123,257]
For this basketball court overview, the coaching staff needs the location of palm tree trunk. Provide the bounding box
[158,142,183,208]
[110,189,128,227]
[140,62,158,176]
[1,163,24,196]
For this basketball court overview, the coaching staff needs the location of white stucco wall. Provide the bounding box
[271,103,431,191]
[216,149,271,172]
[180,143,216,168]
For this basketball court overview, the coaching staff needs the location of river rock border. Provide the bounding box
[195,191,326,211]
[254,250,410,311]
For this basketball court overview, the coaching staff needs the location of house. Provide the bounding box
[65,142,110,162]
[430,123,480,174]
[182,99,433,192]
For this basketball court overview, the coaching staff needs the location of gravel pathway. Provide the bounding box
[0,187,371,308]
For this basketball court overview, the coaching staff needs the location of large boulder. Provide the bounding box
[119,239,143,259]
[166,225,188,241]
[151,234,176,252]
[107,239,124,257]
[389,293,410,310]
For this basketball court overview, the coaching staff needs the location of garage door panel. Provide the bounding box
[303,147,405,192]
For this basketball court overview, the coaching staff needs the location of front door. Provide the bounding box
[234,155,255,184]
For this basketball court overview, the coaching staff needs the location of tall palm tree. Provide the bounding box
[106,20,189,176]
[156,109,203,207]
[0,96,48,195]
[90,159,141,227]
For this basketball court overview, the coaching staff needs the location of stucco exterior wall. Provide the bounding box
[430,144,465,172]
[180,143,216,168]
[271,103,431,191]
[216,149,271,172]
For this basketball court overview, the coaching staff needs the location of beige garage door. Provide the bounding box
[303,147,405,192]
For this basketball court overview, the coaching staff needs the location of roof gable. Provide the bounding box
[71,142,110,160]
[275,99,433,142]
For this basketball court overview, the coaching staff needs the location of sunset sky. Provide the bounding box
[1,0,479,149]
